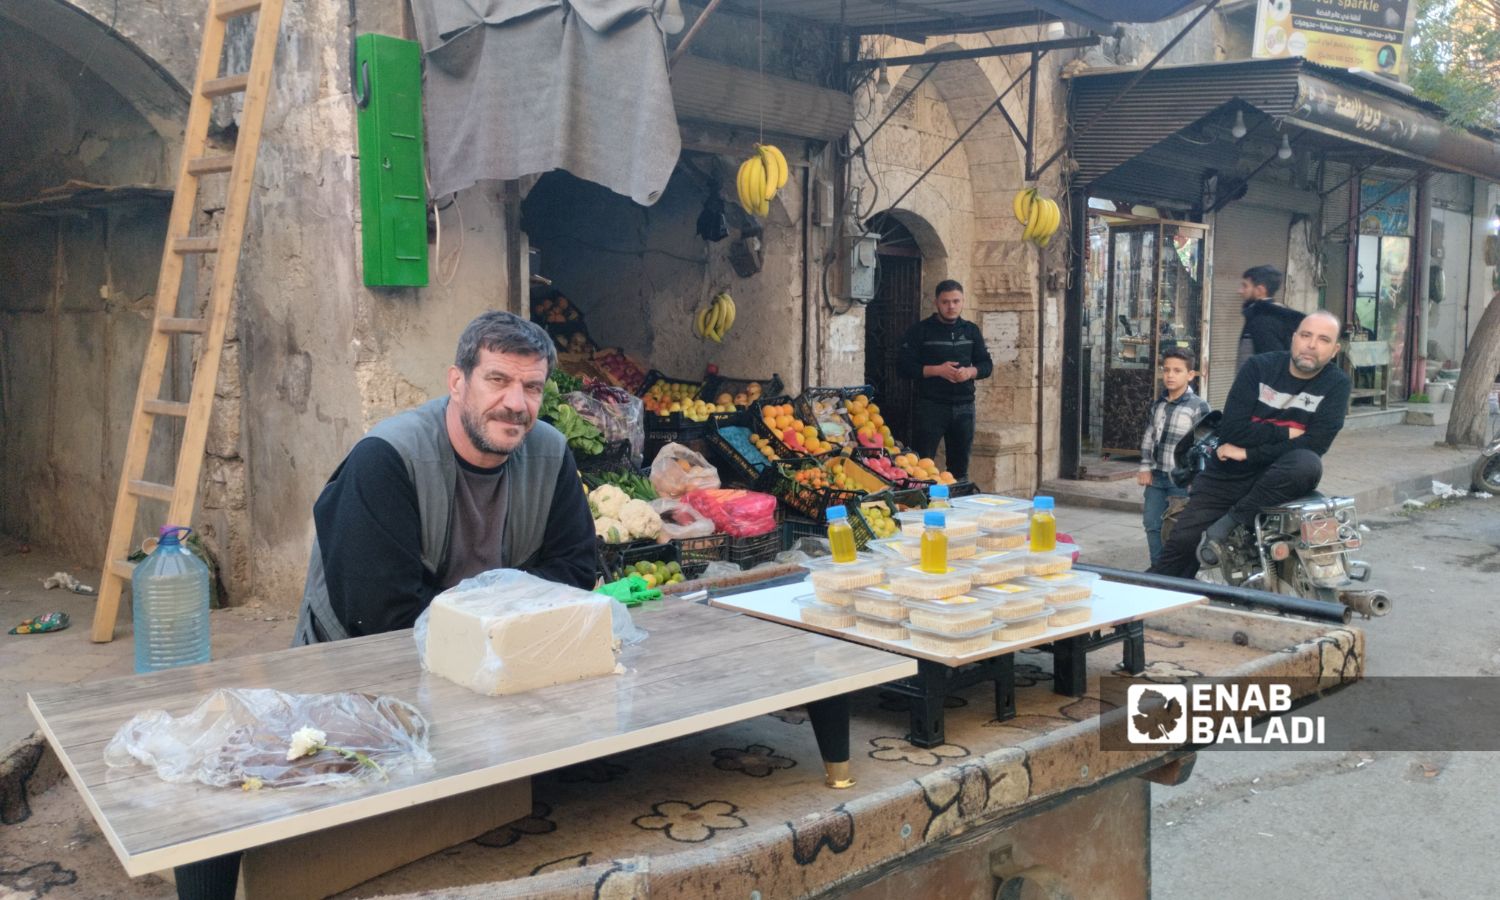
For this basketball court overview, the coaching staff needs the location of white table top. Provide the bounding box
[711,578,1207,666]
[29,597,915,876]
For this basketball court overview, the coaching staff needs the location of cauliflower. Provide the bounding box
[619,498,663,541]
[594,516,628,544]
[588,484,629,519]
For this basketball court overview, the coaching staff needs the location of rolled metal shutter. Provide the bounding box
[1206,203,1291,408]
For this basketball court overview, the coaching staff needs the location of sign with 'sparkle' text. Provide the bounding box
[1252,0,1413,81]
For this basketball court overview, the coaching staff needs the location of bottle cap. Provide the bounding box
[827,505,847,521]
[930,484,950,499]
[1033,496,1055,511]
[923,510,946,527]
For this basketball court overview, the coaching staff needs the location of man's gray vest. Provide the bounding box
[293,397,568,645]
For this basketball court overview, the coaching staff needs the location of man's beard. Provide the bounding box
[462,407,530,456]
[1291,353,1324,374]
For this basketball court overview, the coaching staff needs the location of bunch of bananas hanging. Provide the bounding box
[694,291,737,343]
[1013,188,1061,247]
[736,144,788,217]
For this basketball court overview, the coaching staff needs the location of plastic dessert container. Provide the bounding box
[971,582,1047,617]
[1046,598,1094,627]
[793,595,856,628]
[895,509,981,538]
[854,610,910,641]
[966,550,1027,585]
[885,564,974,600]
[1018,571,1100,604]
[1017,548,1075,576]
[992,609,1052,643]
[847,585,909,620]
[901,593,1001,633]
[801,554,888,592]
[870,532,979,561]
[978,525,1029,551]
[906,619,998,655]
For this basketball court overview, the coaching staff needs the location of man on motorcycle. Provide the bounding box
[1150,310,1351,579]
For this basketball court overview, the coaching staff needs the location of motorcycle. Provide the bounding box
[1165,413,1392,619]
[1473,433,1500,494]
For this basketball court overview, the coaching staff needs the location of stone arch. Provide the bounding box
[868,205,949,287]
[1,0,191,139]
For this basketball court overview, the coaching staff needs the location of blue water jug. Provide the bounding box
[132,525,212,673]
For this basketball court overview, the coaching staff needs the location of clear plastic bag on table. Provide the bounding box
[649,443,720,498]
[412,569,644,697]
[697,561,743,581]
[683,488,778,538]
[566,388,645,465]
[104,688,433,789]
[650,498,715,540]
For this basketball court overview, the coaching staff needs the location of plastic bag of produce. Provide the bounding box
[567,388,646,465]
[104,688,433,790]
[650,498,716,540]
[684,488,778,537]
[412,569,643,697]
[650,443,721,498]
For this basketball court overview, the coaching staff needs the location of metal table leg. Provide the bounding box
[1121,621,1146,675]
[1051,634,1091,697]
[806,694,855,788]
[994,653,1016,721]
[907,661,951,748]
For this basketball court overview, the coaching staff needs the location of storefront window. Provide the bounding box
[1349,176,1414,406]
[1080,209,1208,463]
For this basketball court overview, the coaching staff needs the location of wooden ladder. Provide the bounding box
[91,0,287,642]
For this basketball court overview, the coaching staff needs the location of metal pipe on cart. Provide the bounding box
[1075,564,1352,625]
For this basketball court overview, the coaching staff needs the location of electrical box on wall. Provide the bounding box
[848,232,878,301]
[355,34,428,287]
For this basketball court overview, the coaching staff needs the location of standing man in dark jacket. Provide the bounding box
[1151,310,1350,579]
[1236,265,1304,369]
[897,279,993,481]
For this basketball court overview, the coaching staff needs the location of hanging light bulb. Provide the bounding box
[876,59,891,95]
[1278,133,1293,160]
[660,0,685,34]
[1231,110,1247,139]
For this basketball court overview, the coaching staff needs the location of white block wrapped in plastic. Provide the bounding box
[414,569,621,696]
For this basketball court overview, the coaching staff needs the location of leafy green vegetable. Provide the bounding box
[588,469,657,501]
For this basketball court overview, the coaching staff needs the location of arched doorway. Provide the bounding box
[863,212,927,447]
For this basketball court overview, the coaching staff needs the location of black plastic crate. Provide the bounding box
[600,539,684,585]
[849,492,898,546]
[766,459,862,523]
[700,372,785,407]
[950,480,979,498]
[576,439,633,474]
[749,396,833,460]
[671,532,730,579]
[704,421,774,487]
[727,528,782,569]
[888,487,929,510]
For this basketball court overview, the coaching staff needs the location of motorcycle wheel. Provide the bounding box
[1474,453,1500,494]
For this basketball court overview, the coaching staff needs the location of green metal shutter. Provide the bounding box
[356,34,428,287]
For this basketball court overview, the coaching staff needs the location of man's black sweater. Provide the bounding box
[896,315,994,403]
[1236,300,1305,368]
[1212,351,1350,479]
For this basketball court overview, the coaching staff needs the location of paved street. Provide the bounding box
[1147,496,1500,899]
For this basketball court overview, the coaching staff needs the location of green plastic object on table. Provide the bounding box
[596,575,662,608]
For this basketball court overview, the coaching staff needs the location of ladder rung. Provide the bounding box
[143,399,191,418]
[158,317,208,334]
[127,480,176,503]
[108,559,137,580]
[215,0,262,20]
[202,73,250,98]
[187,154,236,176]
[173,237,219,254]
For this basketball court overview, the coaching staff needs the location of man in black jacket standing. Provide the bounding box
[1236,265,1304,369]
[897,279,994,481]
[1151,310,1350,579]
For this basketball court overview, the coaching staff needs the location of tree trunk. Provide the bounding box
[1444,291,1500,447]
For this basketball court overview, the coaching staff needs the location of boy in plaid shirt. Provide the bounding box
[1138,348,1211,566]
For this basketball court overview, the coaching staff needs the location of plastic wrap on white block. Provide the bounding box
[414,569,640,696]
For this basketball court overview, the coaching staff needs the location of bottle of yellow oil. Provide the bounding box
[928,483,950,509]
[826,505,857,563]
[919,510,948,574]
[1029,496,1057,552]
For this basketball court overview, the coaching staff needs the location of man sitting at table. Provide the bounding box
[292,311,596,645]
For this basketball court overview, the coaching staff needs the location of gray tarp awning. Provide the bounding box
[411,0,681,205]
[730,0,1207,38]
[1070,58,1500,202]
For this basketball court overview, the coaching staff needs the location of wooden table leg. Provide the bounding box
[806,694,855,788]
[173,853,240,900]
